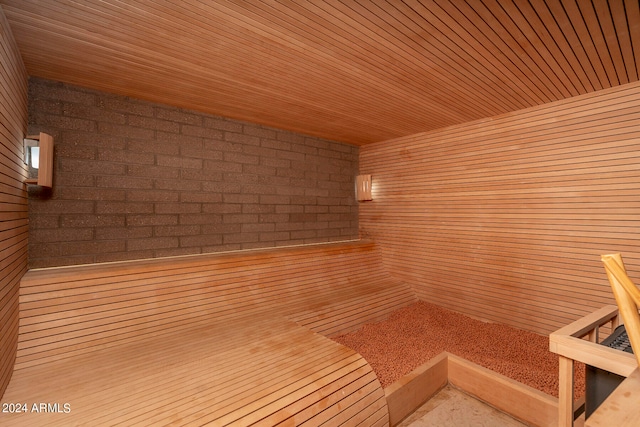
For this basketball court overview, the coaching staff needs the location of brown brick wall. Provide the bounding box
[28,78,358,268]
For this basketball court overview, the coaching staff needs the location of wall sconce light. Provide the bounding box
[356,174,372,202]
[24,132,54,188]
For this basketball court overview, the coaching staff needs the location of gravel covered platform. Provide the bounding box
[333,301,585,398]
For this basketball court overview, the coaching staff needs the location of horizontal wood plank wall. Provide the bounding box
[16,240,416,369]
[360,81,640,336]
[0,6,28,400]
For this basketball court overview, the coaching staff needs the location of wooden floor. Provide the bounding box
[1,314,388,426]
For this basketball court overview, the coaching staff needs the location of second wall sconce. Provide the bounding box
[24,132,54,188]
[356,174,372,202]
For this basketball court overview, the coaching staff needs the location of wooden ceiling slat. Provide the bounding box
[545,0,612,89]
[12,0,376,143]
[373,0,541,115]
[500,0,581,97]
[345,0,512,116]
[0,0,638,144]
[167,0,472,134]
[218,0,451,129]
[297,0,498,124]
[480,0,570,99]
[592,0,631,84]
[609,0,639,81]
[625,0,640,79]
[509,0,586,95]
[227,0,532,122]
[528,0,596,92]
[186,1,413,122]
[571,0,621,86]
[418,0,539,109]
[427,0,549,107]
[448,0,558,104]
[3,2,409,142]
[133,0,422,122]
[6,3,321,97]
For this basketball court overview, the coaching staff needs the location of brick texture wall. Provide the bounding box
[28,78,358,268]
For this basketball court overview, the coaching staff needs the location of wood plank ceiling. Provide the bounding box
[1,0,638,145]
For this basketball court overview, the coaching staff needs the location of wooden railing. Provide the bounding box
[549,305,637,427]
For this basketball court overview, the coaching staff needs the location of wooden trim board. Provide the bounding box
[384,352,448,426]
[549,305,637,427]
[385,352,558,427]
[448,354,558,427]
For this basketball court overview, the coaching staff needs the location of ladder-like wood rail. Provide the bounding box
[549,305,637,427]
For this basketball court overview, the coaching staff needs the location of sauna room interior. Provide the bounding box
[1,1,640,426]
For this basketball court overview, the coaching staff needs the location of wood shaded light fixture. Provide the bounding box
[24,132,54,188]
[356,174,372,202]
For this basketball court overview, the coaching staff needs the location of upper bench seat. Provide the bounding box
[1,240,416,426]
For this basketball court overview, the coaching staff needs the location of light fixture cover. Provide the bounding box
[24,132,54,188]
[356,174,372,201]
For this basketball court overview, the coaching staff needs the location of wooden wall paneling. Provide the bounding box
[361,82,639,161]
[360,81,640,336]
[0,279,18,396]
[0,4,28,400]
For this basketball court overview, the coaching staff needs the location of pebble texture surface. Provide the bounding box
[333,301,585,398]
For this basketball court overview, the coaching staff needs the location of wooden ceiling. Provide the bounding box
[1,1,639,145]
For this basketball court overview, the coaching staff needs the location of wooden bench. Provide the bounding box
[1,240,416,426]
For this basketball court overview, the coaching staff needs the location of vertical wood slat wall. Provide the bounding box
[0,6,28,399]
[360,81,640,336]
